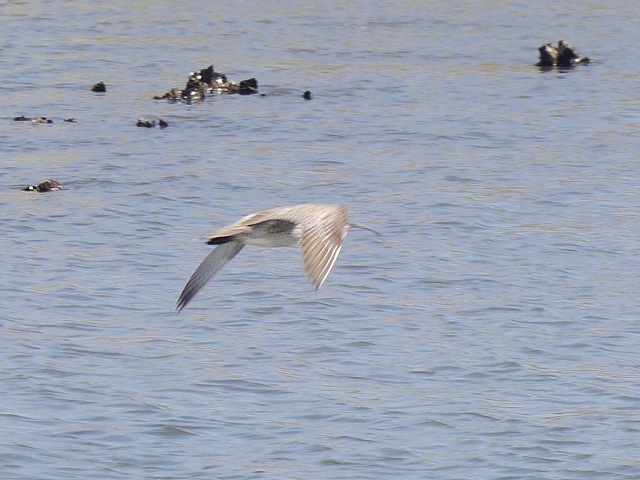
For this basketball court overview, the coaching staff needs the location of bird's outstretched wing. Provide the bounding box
[298,206,348,289]
[176,242,245,311]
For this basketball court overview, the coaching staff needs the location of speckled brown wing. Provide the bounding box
[297,205,348,289]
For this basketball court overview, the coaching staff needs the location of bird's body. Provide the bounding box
[177,204,348,311]
[23,179,62,192]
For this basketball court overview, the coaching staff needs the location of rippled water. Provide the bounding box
[2,1,640,479]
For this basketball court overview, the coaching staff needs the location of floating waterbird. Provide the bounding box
[177,204,349,311]
[13,115,53,124]
[91,81,106,92]
[23,179,63,192]
[536,40,591,67]
[136,118,168,128]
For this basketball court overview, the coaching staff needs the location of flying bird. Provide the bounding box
[177,204,349,311]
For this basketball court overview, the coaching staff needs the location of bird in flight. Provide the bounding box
[176,204,349,311]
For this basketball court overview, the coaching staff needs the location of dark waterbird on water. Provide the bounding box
[91,81,106,92]
[536,40,591,67]
[23,179,63,192]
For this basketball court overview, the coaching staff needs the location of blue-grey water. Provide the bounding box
[2,1,640,479]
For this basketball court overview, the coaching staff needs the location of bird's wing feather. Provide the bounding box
[298,207,348,289]
[176,242,244,311]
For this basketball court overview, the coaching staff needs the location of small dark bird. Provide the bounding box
[23,180,63,192]
[237,78,258,95]
[303,90,312,100]
[536,43,559,67]
[136,118,168,128]
[91,81,107,92]
[556,40,590,67]
[137,118,155,128]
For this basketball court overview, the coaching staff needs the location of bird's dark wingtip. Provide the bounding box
[207,235,234,245]
[176,292,190,312]
[176,296,189,312]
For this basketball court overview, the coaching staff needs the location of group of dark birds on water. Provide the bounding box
[14,42,592,309]
[535,40,590,67]
[17,42,590,194]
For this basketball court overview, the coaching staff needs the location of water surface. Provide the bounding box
[1,1,639,479]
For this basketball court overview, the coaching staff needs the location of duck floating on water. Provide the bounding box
[14,115,53,124]
[23,179,63,192]
[537,41,591,67]
[136,118,168,128]
[14,116,76,124]
[91,81,107,92]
